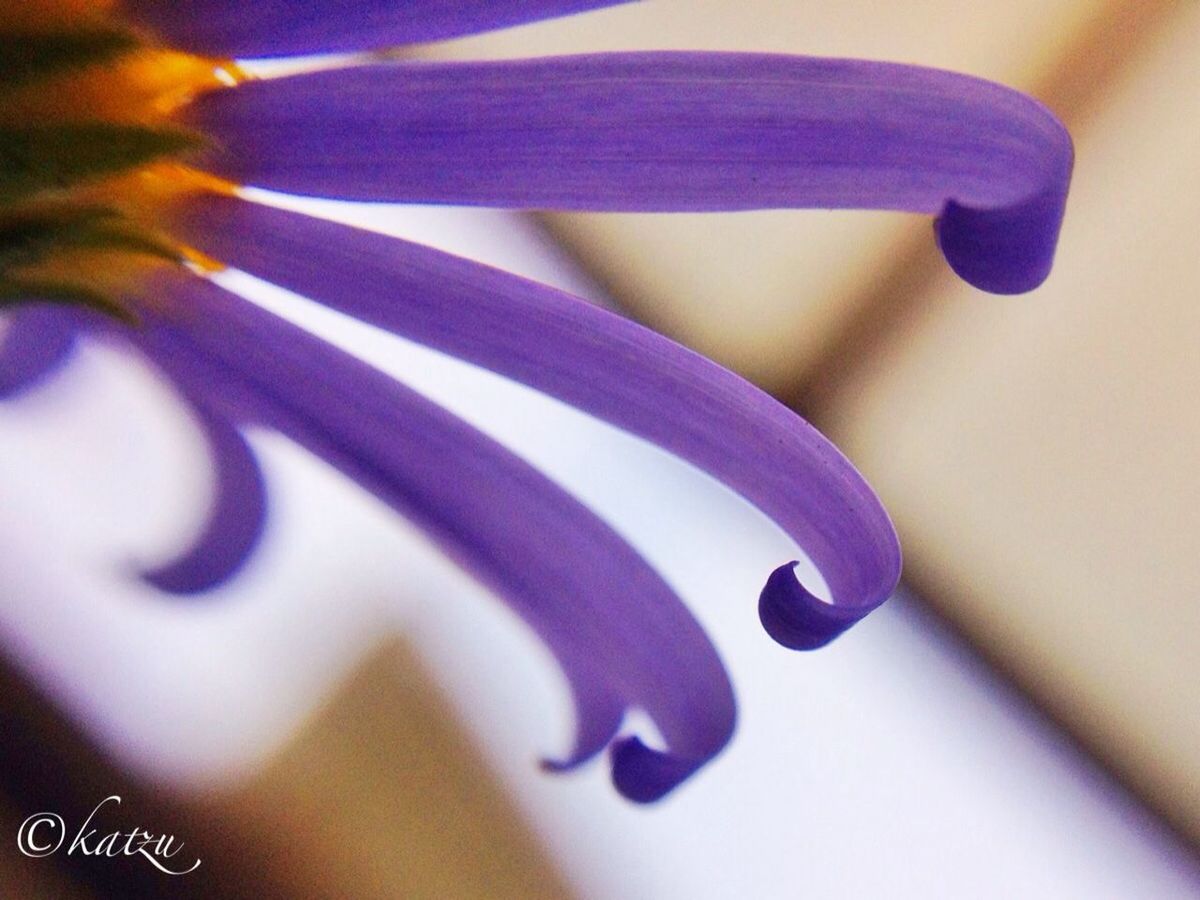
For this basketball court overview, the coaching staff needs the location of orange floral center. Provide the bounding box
[0,3,243,317]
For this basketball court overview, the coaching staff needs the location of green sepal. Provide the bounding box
[0,206,181,272]
[0,124,203,205]
[0,28,143,87]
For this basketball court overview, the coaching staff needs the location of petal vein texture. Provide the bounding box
[172,195,901,650]
[187,52,1074,292]
[132,273,737,802]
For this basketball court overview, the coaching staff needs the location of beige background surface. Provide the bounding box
[428,0,1116,392]
[438,0,1199,840]
[819,5,1200,840]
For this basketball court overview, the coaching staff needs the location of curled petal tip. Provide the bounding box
[935,106,1074,295]
[539,748,602,774]
[758,561,865,651]
[140,406,268,596]
[540,687,625,773]
[610,736,703,804]
[134,274,738,801]
[935,185,1071,295]
[141,549,241,596]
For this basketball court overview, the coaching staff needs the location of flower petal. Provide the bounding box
[130,271,736,801]
[187,52,1073,293]
[139,389,268,596]
[0,304,79,399]
[0,300,264,592]
[120,0,635,58]
[171,195,901,649]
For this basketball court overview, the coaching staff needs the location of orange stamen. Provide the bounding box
[1,49,246,126]
[78,162,238,213]
[11,163,235,300]
[1,4,248,313]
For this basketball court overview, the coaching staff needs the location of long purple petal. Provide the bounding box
[140,389,268,595]
[187,52,1074,293]
[170,195,901,649]
[120,0,635,58]
[0,305,79,399]
[129,271,736,802]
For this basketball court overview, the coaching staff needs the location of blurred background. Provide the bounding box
[1,1,1198,896]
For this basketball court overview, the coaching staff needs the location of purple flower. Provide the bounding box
[0,1,1072,802]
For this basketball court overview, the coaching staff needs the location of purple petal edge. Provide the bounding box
[0,305,80,399]
[172,195,902,649]
[139,391,267,595]
[129,271,737,802]
[189,51,1073,293]
[120,0,636,58]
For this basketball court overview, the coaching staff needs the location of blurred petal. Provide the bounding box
[139,389,268,595]
[172,195,901,648]
[0,304,79,399]
[120,0,636,58]
[188,52,1073,292]
[130,272,736,801]
[0,298,265,591]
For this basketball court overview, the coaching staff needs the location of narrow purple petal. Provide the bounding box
[0,305,79,399]
[129,272,736,801]
[140,391,267,595]
[172,196,902,648]
[188,52,1073,292]
[120,0,635,58]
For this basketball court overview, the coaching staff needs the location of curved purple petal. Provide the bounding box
[0,300,265,592]
[120,0,635,58]
[140,391,267,595]
[0,304,80,399]
[171,195,901,648]
[541,680,626,772]
[187,52,1073,293]
[130,271,736,801]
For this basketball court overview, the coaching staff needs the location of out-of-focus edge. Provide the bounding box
[0,642,576,899]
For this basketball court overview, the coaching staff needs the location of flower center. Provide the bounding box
[0,4,242,318]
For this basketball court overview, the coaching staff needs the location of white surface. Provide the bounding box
[1,199,1197,898]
